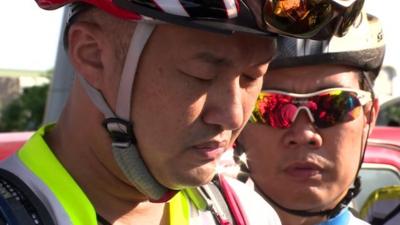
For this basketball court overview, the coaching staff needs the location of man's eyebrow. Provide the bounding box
[192,52,234,67]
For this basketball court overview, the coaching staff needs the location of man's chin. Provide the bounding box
[169,165,217,189]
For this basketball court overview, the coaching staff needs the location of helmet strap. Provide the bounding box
[77,22,177,201]
[255,178,361,218]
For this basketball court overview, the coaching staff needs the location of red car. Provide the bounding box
[0,131,33,160]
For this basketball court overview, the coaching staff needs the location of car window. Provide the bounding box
[353,165,400,210]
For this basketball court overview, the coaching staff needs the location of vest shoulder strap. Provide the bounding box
[185,175,248,225]
[0,168,55,225]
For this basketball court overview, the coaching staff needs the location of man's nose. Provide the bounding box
[283,111,323,148]
[202,79,244,131]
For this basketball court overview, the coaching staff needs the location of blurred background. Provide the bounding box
[0,0,62,131]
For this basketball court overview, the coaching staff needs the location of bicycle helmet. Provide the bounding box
[36,0,367,39]
[270,12,385,80]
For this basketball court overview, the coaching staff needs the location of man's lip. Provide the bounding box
[191,141,227,160]
[283,161,323,180]
[193,141,226,150]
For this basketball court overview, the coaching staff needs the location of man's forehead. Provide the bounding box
[263,65,361,90]
[192,52,234,67]
[189,47,274,69]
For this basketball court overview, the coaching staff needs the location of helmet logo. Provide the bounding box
[377,30,383,42]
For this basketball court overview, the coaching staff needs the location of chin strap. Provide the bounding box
[255,177,361,218]
[78,21,176,201]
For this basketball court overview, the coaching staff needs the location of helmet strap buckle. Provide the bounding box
[103,118,136,148]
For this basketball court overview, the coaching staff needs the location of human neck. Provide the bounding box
[45,98,167,224]
[97,200,168,225]
[277,208,326,225]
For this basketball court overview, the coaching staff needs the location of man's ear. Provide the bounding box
[364,98,380,136]
[67,21,106,89]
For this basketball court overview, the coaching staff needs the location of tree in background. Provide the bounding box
[385,104,400,126]
[0,84,49,131]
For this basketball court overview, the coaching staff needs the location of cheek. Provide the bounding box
[132,65,208,149]
[240,125,278,172]
[243,78,263,116]
[324,124,364,179]
[232,78,263,138]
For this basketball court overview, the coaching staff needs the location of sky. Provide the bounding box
[364,0,400,69]
[0,1,398,72]
[0,1,63,71]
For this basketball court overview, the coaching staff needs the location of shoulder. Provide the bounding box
[315,209,370,225]
[348,212,370,225]
[223,176,281,225]
[348,217,370,225]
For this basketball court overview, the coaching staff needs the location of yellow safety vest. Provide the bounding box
[0,125,194,225]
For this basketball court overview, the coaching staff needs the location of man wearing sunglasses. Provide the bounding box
[0,0,365,224]
[236,11,385,225]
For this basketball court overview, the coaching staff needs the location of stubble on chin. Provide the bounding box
[167,163,217,190]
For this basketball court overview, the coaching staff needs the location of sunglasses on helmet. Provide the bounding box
[249,88,372,129]
[263,0,365,38]
[113,0,365,40]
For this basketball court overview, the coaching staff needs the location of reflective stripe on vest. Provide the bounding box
[3,125,97,225]
[18,125,97,225]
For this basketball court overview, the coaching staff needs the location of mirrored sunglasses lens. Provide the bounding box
[312,90,362,128]
[252,93,297,128]
[336,0,365,36]
[263,0,334,36]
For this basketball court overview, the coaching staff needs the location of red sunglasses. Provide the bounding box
[250,88,372,129]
